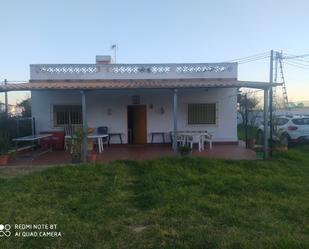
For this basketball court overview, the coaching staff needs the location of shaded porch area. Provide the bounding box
[8,143,256,167]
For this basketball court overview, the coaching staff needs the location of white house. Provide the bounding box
[0,55,277,158]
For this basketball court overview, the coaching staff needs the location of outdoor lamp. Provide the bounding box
[160,107,165,114]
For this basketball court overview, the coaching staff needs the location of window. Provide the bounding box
[292,118,309,125]
[132,95,140,105]
[188,103,216,124]
[276,118,289,126]
[53,105,82,126]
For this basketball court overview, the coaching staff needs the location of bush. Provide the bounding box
[0,131,10,155]
[0,113,32,147]
[177,145,192,156]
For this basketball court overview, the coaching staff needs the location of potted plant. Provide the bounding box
[0,131,10,166]
[87,152,97,163]
[67,127,86,164]
[177,145,192,157]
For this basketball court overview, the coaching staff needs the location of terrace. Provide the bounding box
[7,143,256,167]
[30,61,238,81]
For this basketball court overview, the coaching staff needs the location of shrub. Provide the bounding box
[0,131,10,155]
[177,145,192,156]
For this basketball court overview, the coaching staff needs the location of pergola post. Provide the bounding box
[172,89,178,152]
[4,79,8,116]
[81,90,88,163]
[263,88,269,159]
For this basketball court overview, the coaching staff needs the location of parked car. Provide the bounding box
[257,115,309,145]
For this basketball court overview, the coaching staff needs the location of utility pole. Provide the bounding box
[278,52,289,110]
[4,79,8,116]
[273,52,279,107]
[269,50,274,156]
[245,93,248,149]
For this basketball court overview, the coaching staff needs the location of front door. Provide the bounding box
[127,105,147,144]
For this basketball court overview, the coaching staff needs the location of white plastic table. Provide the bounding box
[13,134,53,147]
[13,134,53,159]
[179,132,212,151]
[87,134,108,153]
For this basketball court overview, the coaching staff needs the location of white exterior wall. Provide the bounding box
[31,88,237,143]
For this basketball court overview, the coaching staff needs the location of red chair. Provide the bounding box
[40,131,65,150]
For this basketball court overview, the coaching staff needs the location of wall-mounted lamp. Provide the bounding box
[160,107,165,115]
[107,108,112,116]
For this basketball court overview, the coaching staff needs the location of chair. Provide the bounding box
[177,134,186,147]
[170,132,186,147]
[201,132,213,150]
[97,126,109,147]
[186,135,204,152]
[97,126,108,135]
[186,135,194,149]
[64,125,81,150]
[40,131,64,150]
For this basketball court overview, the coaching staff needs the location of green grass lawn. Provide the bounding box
[0,146,309,249]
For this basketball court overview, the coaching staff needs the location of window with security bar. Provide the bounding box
[188,103,216,124]
[53,105,82,126]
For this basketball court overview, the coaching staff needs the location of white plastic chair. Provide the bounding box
[186,135,204,151]
[176,134,186,147]
[64,125,81,150]
[201,133,213,150]
[186,135,194,149]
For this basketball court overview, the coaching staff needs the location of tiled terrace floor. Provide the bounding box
[7,143,256,167]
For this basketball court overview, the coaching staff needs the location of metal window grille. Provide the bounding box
[188,103,216,124]
[53,105,82,126]
[132,95,140,105]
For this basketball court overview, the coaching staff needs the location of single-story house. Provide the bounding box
[0,55,279,159]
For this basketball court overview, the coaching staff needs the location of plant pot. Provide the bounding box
[88,153,97,163]
[0,154,9,166]
[71,153,81,164]
[87,140,94,151]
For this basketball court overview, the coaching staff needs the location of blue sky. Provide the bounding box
[1,0,309,104]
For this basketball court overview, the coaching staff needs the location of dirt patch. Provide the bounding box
[129,225,149,233]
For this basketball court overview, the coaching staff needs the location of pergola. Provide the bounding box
[0,78,280,161]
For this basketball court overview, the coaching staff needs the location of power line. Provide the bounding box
[237,55,270,64]
[226,52,269,61]
[286,57,309,64]
[284,58,309,67]
[222,52,269,64]
[283,61,309,70]
[282,53,309,59]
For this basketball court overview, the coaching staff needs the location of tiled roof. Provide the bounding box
[0,79,278,92]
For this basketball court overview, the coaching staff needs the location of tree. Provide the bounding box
[237,93,260,125]
[17,98,31,117]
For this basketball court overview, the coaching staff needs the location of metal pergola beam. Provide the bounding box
[172,89,178,152]
[263,88,270,159]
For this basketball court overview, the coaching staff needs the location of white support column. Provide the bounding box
[172,89,178,152]
[81,90,88,162]
[263,88,269,159]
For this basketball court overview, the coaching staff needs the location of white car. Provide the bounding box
[257,115,309,145]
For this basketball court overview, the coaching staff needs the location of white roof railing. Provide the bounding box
[30,63,237,80]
